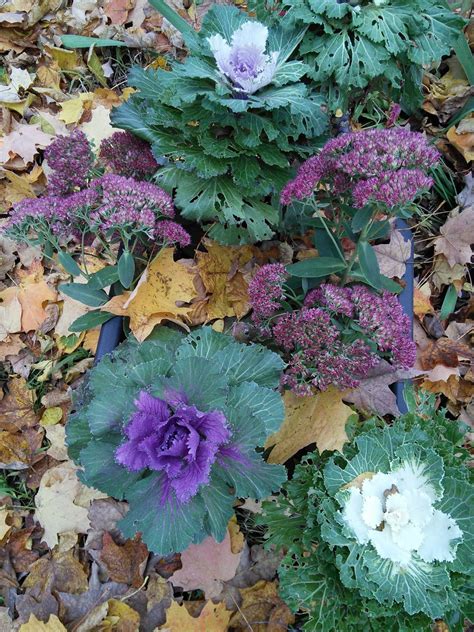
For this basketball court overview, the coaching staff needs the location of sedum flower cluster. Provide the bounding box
[261,394,474,631]
[6,173,189,248]
[66,327,286,554]
[99,131,158,179]
[281,128,439,210]
[248,265,415,394]
[44,129,94,196]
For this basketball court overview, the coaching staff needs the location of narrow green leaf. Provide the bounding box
[58,251,82,277]
[59,283,109,307]
[88,266,119,290]
[61,35,128,48]
[117,250,135,289]
[453,33,474,85]
[356,241,383,288]
[148,0,197,41]
[287,257,347,278]
[69,310,114,333]
[440,285,458,320]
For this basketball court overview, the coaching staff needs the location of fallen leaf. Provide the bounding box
[228,580,294,632]
[0,425,43,469]
[265,387,352,463]
[344,361,422,416]
[0,122,53,166]
[80,104,116,148]
[0,507,11,540]
[191,240,255,323]
[23,549,89,595]
[373,230,411,278]
[40,407,63,426]
[85,497,129,551]
[170,527,242,599]
[34,461,106,548]
[101,599,141,630]
[58,93,94,125]
[102,248,197,341]
[45,424,68,461]
[419,337,474,370]
[423,375,474,404]
[414,284,434,318]
[58,562,128,627]
[434,206,474,267]
[0,376,37,431]
[447,117,474,162]
[161,600,232,632]
[104,0,134,25]
[18,614,66,632]
[99,532,149,588]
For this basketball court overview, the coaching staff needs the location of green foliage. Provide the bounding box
[260,391,473,631]
[66,326,286,554]
[112,5,328,244]
[269,0,466,111]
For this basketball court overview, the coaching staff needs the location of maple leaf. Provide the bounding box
[434,205,474,266]
[99,532,149,588]
[162,600,232,632]
[170,527,243,599]
[0,376,37,431]
[265,387,352,463]
[373,229,411,279]
[0,122,53,166]
[23,549,89,595]
[0,260,57,333]
[18,614,66,632]
[34,461,106,548]
[191,239,255,323]
[102,248,197,341]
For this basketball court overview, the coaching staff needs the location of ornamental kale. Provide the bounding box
[261,393,473,631]
[111,4,328,244]
[248,268,415,394]
[254,0,465,110]
[66,327,286,554]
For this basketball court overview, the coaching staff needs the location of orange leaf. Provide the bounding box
[162,600,232,632]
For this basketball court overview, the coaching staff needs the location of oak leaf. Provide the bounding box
[434,205,474,267]
[373,230,411,279]
[170,527,242,599]
[160,600,232,632]
[102,248,197,341]
[265,387,352,463]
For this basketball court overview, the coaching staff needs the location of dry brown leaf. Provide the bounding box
[434,206,474,267]
[228,580,294,632]
[431,255,466,290]
[104,0,134,24]
[447,117,474,162]
[0,376,37,431]
[422,375,474,404]
[373,230,411,278]
[419,337,474,370]
[265,387,352,463]
[170,527,242,599]
[99,532,149,588]
[34,461,106,548]
[160,600,232,632]
[102,248,197,341]
[23,549,89,595]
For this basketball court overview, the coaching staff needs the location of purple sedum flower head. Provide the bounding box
[207,21,279,94]
[116,390,231,502]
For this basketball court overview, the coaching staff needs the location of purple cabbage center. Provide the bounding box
[115,390,231,503]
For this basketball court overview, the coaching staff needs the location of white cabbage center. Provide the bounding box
[342,461,462,566]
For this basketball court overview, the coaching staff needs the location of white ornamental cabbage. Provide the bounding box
[342,462,462,567]
[207,21,279,94]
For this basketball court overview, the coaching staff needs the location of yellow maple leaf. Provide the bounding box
[161,600,231,632]
[19,614,66,632]
[102,248,197,341]
[265,387,353,463]
[191,239,255,324]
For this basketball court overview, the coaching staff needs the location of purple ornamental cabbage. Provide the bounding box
[66,327,286,554]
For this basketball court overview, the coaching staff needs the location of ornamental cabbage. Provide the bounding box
[261,393,473,631]
[66,327,286,554]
